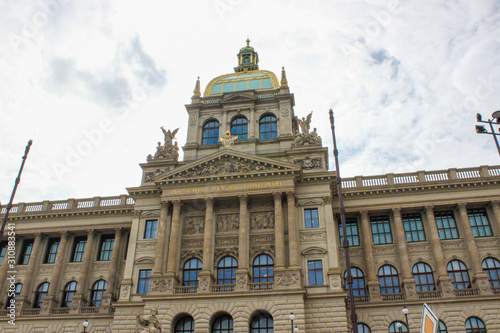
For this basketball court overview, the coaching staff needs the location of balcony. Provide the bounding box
[493,287,500,295]
[50,308,70,315]
[417,290,442,299]
[211,284,235,293]
[173,286,198,294]
[453,288,479,297]
[381,292,406,301]
[21,308,41,316]
[249,282,274,291]
[80,307,99,314]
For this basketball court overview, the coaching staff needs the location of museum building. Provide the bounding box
[0,41,499,333]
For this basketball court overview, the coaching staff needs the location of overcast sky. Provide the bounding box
[1,0,500,204]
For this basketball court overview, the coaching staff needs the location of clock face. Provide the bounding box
[243,56,250,64]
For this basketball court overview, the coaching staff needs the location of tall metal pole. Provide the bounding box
[0,140,33,240]
[487,120,500,157]
[329,110,358,333]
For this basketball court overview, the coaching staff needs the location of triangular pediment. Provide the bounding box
[154,149,300,183]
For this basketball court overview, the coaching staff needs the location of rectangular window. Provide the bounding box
[98,235,114,261]
[144,220,158,239]
[370,215,392,245]
[403,213,426,242]
[435,211,459,239]
[307,260,324,286]
[71,236,87,262]
[18,239,34,265]
[137,269,152,294]
[44,238,60,263]
[468,209,493,237]
[304,208,319,228]
[0,242,7,266]
[339,217,360,246]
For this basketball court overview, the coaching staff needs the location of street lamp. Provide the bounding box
[396,322,403,333]
[289,313,295,333]
[83,320,89,333]
[476,111,500,157]
[402,307,409,333]
[294,326,299,333]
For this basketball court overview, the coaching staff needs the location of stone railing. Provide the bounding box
[417,290,442,299]
[50,308,70,315]
[381,292,406,301]
[248,282,274,291]
[341,165,499,189]
[211,284,235,293]
[454,288,479,297]
[173,286,198,294]
[21,309,41,316]
[0,195,135,215]
[492,287,500,295]
[80,307,99,314]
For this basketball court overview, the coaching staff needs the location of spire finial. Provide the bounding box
[193,76,201,97]
[280,66,288,87]
[246,37,250,46]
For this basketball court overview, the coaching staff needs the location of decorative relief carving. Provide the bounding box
[280,105,290,117]
[275,271,300,287]
[215,247,238,259]
[182,239,204,248]
[217,214,239,232]
[145,167,175,182]
[183,216,205,234]
[373,245,397,255]
[120,285,130,299]
[189,114,198,126]
[250,212,274,230]
[407,242,431,252]
[136,240,157,252]
[300,230,326,242]
[215,236,238,246]
[291,112,322,146]
[329,275,341,289]
[441,239,465,250]
[290,156,322,170]
[150,278,172,293]
[172,156,283,179]
[93,263,111,271]
[237,274,247,289]
[181,249,203,262]
[250,233,274,244]
[475,238,499,247]
[322,196,332,205]
[250,245,275,258]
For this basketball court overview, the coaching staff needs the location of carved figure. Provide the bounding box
[220,130,238,148]
[161,127,179,147]
[137,307,162,333]
[294,111,313,135]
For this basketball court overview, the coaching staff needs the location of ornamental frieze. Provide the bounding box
[250,245,275,258]
[136,240,157,252]
[181,249,203,262]
[217,214,239,232]
[475,238,499,247]
[182,238,204,248]
[184,216,205,234]
[150,278,172,293]
[144,167,175,182]
[250,211,274,230]
[93,262,111,271]
[172,156,284,179]
[215,247,238,260]
[373,245,397,255]
[441,239,465,250]
[407,242,431,252]
[215,236,238,246]
[290,156,322,170]
[275,270,300,287]
[250,233,275,244]
[299,230,326,242]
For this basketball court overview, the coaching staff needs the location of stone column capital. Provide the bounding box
[134,209,142,218]
[272,192,282,200]
[173,199,183,209]
[424,205,434,216]
[204,197,214,206]
[490,200,500,210]
[359,210,368,219]
[286,191,295,199]
[392,207,402,217]
[86,229,96,236]
[160,200,170,209]
[238,194,248,203]
[457,202,468,214]
[114,227,123,233]
[322,196,332,205]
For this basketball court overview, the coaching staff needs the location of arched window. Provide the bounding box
[89,279,107,307]
[34,282,49,308]
[438,320,448,333]
[447,260,471,289]
[202,120,220,145]
[412,262,436,291]
[253,254,274,283]
[357,323,371,333]
[183,258,202,286]
[62,281,78,308]
[465,317,487,333]
[389,321,408,332]
[175,315,195,333]
[259,114,277,139]
[217,257,238,284]
[231,116,248,140]
[250,312,273,333]
[212,314,233,333]
[378,265,400,294]
[345,267,366,295]
[481,257,500,287]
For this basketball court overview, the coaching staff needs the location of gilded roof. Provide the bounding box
[203,70,279,97]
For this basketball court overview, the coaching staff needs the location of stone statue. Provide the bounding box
[136,307,162,333]
[220,130,238,148]
[161,127,179,147]
[294,111,313,135]
[291,112,321,146]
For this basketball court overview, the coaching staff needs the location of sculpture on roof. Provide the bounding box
[220,130,238,148]
[292,112,321,146]
[147,127,180,162]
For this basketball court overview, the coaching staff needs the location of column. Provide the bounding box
[199,198,215,292]
[491,201,500,231]
[118,209,140,302]
[424,206,454,297]
[70,229,96,313]
[457,203,491,295]
[100,228,123,313]
[392,208,417,299]
[41,231,69,314]
[18,233,43,313]
[153,201,170,274]
[249,107,256,139]
[287,191,300,268]
[360,211,380,300]
[221,110,228,137]
[166,200,183,274]
[236,195,249,291]
[324,196,341,291]
[0,236,15,308]
[273,192,285,268]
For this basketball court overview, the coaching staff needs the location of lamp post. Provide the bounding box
[289,313,295,333]
[294,326,299,333]
[402,307,409,333]
[476,111,500,157]
[83,320,89,333]
[396,322,403,333]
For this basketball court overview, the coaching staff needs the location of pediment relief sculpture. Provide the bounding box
[250,211,274,230]
[183,216,205,234]
[217,214,239,232]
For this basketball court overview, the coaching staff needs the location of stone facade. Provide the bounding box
[0,42,499,333]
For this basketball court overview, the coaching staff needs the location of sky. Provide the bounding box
[1,0,500,204]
